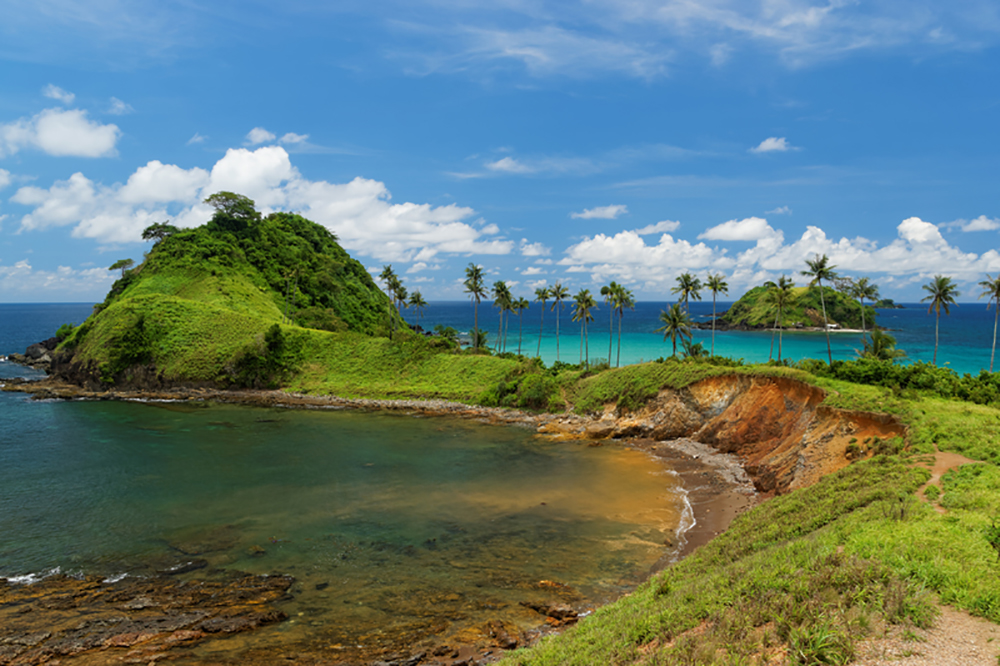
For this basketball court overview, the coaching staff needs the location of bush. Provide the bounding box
[228,324,297,389]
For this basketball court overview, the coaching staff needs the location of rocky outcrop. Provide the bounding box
[539,375,905,495]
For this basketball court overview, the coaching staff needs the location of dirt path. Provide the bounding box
[914,447,977,514]
[855,605,1000,665]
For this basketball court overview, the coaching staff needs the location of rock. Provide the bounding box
[248,545,267,557]
[25,343,49,360]
[519,601,578,621]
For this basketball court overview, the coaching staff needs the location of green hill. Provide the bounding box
[721,284,876,330]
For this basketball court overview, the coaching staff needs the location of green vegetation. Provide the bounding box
[722,283,876,331]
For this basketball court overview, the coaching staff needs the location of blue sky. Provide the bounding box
[1,0,998,303]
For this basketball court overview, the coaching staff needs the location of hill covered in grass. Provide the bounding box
[721,284,876,330]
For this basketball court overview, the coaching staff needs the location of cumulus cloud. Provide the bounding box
[958,215,1000,232]
[750,137,794,153]
[108,97,135,115]
[280,132,308,145]
[42,84,75,105]
[571,204,628,220]
[0,168,11,190]
[245,127,276,145]
[634,220,680,235]
[561,216,1000,294]
[521,266,546,276]
[0,108,120,158]
[520,239,551,256]
[486,157,533,174]
[766,205,792,215]
[699,216,781,241]
[10,145,514,262]
[0,259,115,299]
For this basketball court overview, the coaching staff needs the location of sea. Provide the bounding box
[410,300,999,376]
[0,302,693,656]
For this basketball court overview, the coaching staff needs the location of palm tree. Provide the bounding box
[390,276,408,326]
[672,272,702,313]
[979,274,1000,372]
[464,263,486,349]
[408,290,427,327]
[705,273,728,356]
[492,281,511,352]
[514,297,530,355]
[921,275,960,366]
[857,328,906,362]
[851,277,880,343]
[801,254,839,365]
[534,287,550,357]
[549,283,570,362]
[763,276,795,362]
[613,284,635,368]
[601,282,620,364]
[655,304,692,357]
[572,289,597,367]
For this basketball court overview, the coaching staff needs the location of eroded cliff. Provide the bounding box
[539,374,905,494]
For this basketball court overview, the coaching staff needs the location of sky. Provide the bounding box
[0,0,998,304]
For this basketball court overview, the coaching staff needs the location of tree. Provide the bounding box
[534,287,550,357]
[379,265,399,339]
[390,276,408,326]
[613,284,635,368]
[921,274,960,366]
[763,276,795,362]
[601,282,620,364]
[204,191,260,233]
[851,277,880,344]
[142,222,179,244]
[705,273,728,356]
[492,281,512,352]
[856,328,906,362]
[655,304,692,357]
[464,263,486,349]
[549,283,570,362]
[801,254,839,364]
[408,291,427,327]
[572,289,597,367]
[980,274,1000,372]
[109,258,134,277]
[514,297,530,355]
[672,272,702,313]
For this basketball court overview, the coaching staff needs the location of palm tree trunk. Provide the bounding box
[860,298,867,344]
[992,303,998,373]
[518,314,523,355]
[769,312,777,361]
[585,320,590,368]
[473,300,479,348]
[934,310,940,366]
[616,310,623,368]
[777,304,783,362]
[711,293,717,356]
[608,306,613,365]
[579,320,584,364]
[556,305,561,362]
[496,309,503,353]
[537,303,545,357]
[820,283,832,365]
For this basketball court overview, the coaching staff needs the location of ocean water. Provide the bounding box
[409,300,999,376]
[0,303,690,653]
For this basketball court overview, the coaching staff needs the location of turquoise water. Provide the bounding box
[411,301,999,375]
[0,304,690,651]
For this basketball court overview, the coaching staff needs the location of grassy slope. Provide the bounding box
[723,284,876,330]
[501,367,1000,665]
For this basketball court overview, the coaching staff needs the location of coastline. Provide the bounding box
[0,376,759,665]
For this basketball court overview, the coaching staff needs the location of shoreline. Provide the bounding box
[0,376,758,665]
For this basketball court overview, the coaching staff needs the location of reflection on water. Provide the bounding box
[0,398,688,655]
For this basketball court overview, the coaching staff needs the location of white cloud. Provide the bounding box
[0,108,120,158]
[766,205,792,215]
[245,127,276,145]
[187,133,207,145]
[0,259,115,299]
[406,262,441,273]
[108,97,134,115]
[960,215,1000,232]
[521,266,546,276]
[486,157,534,174]
[699,216,781,241]
[42,84,75,105]
[634,220,680,235]
[571,204,628,220]
[0,169,11,190]
[520,239,551,256]
[10,145,515,263]
[280,132,309,145]
[709,43,732,66]
[750,137,794,153]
